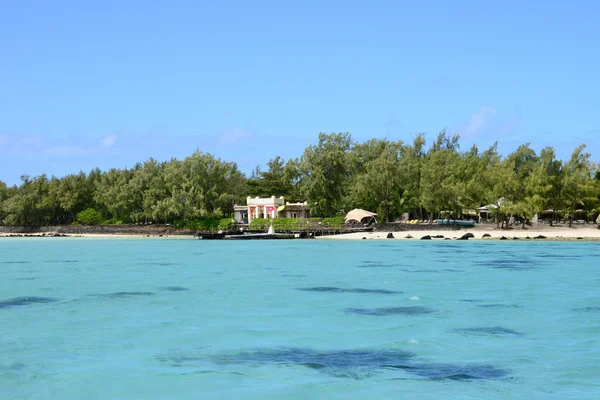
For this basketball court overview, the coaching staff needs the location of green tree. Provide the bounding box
[299,132,352,217]
[490,144,540,228]
[562,145,598,226]
[2,174,57,225]
[283,158,303,202]
[458,143,500,213]
[0,180,10,223]
[246,156,293,198]
[350,139,404,222]
[398,133,426,219]
[420,130,462,221]
[94,168,133,221]
[55,172,92,223]
[153,159,184,223]
[127,158,166,223]
[535,147,563,225]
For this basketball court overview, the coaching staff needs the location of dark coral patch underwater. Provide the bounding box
[345,306,435,316]
[452,326,524,336]
[297,287,401,294]
[87,292,155,299]
[158,347,508,381]
[0,296,57,308]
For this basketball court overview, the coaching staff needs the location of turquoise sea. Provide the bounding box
[1,238,599,399]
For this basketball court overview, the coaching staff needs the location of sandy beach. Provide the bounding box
[0,232,196,239]
[1,223,599,241]
[317,224,600,241]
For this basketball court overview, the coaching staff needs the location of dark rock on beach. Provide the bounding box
[482,233,491,238]
[534,235,546,239]
[386,233,395,239]
[420,235,432,240]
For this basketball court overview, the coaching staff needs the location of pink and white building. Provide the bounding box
[233,196,310,224]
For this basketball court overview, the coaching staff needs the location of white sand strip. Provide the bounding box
[317,226,600,241]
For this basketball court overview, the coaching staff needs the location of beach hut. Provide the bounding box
[344,209,378,225]
[478,206,490,223]
[478,197,506,223]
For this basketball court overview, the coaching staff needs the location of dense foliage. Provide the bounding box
[248,217,345,232]
[76,208,103,225]
[1,133,599,228]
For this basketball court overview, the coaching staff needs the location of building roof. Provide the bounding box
[246,196,285,206]
[280,204,309,212]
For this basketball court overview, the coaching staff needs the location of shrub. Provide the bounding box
[173,217,237,232]
[101,217,124,225]
[76,208,103,225]
[249,218,269,231]
[248,217,342,232]
[217,218,237,231]
[322,216,345,229]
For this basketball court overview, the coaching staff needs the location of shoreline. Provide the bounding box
[317,225,600,241]
[0,232,197,239]
[1,224,599,241]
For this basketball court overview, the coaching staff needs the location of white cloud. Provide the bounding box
[0,133,122,157]
[464,107,496,136]
[100,134,117,148]
[44,145,94,156]
[218,128,252,145]
[22,136,44,147]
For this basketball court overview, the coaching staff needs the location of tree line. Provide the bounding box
[1,131,599,227]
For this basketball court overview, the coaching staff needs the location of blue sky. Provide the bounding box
[1,0,599,185]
